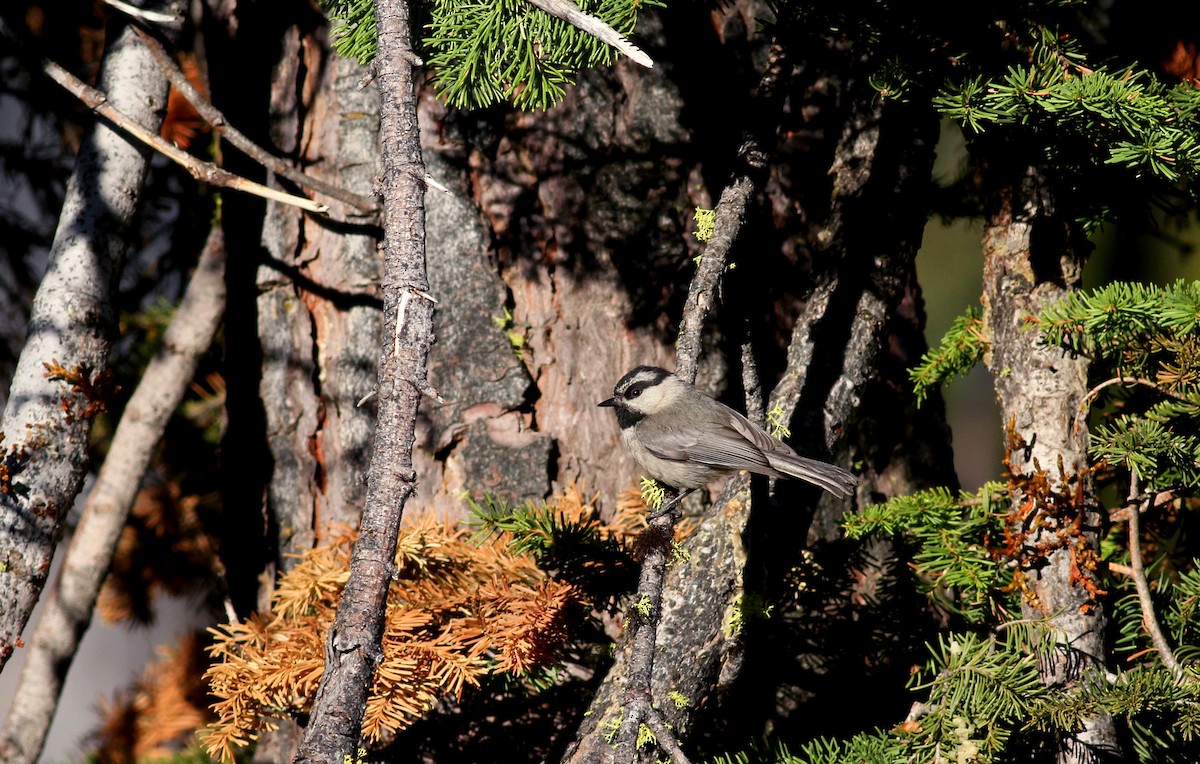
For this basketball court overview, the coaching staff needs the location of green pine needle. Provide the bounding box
[909,308,987,406]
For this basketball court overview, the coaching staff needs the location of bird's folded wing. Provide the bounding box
[641,413,774,471]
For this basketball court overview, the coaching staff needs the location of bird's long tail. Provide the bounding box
[768,452,858,497]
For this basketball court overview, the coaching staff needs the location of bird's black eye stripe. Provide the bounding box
[625,382,651,399]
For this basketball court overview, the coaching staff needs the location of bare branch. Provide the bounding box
[0,230,226,764]
[524,0,654,69]
[101,0,182,24]
[673,43,786,384]
[613,503,692,764]
[37,49,328,214]
[132,27,379,214]
[1126,471,1185,682]
[1082,375,1194,409]
[983,164,1121,760]
[292,0,435,760]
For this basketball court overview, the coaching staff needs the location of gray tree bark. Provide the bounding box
[0,5,174,676]
[0,229,225,764]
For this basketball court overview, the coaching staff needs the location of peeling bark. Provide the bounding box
[0,6,174,675]
[258,34,382,572]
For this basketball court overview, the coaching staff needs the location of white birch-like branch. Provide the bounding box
[0,9,173,684]
[0,230,227,764]
[524,0,654,69]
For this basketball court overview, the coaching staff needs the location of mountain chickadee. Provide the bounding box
[599,366,858,502]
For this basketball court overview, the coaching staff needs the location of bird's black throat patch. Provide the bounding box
[615,405,645,429]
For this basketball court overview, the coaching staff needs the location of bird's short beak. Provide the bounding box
[598,397,617,408]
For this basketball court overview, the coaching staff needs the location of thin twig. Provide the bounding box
[39,54,328,214]
[1126,470,1185,681]
[101,0,181,24]
[524,0,653,69]
[132,27,378,213]
[1082,375,1194,410]
[741,318,765,426]
[642,708,691,764]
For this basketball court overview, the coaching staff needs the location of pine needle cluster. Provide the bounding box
[843,483,1010,623]
[935,42,1200,185]
[1033,280,1200,491]
[710,628,1048,764]
[318,0,660,110]
[91,632,215,763]
[201,513,584,761]
[99,482,220,625]
[909,308,987,406]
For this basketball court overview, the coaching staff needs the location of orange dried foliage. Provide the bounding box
[201,513,584,762]
[43,359,120,420]
[161,53,209,149]
[90,632,212,763]
[1164,40,1200,86]
[98,483,219,624]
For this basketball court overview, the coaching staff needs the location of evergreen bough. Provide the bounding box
[319,0,660,110]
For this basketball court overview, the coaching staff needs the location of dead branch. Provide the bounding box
[35,44,328,214]
[1125,472,1185,681]
[524,0,653,69]
[291,0,435,760]
[132,27,379,214]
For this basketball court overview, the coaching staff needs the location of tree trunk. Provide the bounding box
[0,5,173,677]
[981,166,1121,763]
[257,27,382,571]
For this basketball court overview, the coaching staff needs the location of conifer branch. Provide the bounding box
[524,0,653,69]
[614,505,689,764]
[675,43,787,383]
[586,43,795,764]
